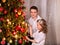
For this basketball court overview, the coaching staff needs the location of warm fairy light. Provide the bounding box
[13,23,14,24]
[2,37,6,40]
[7,19,10,22]
[22,21,25,24]
[15,34,18,39]
[0,3,1,6]
[18,11,21,15]
[25,23,28,27]
[8,4,10,6]
[8,22,11,25]
[9,39,12,43]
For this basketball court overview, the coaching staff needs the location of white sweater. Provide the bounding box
[32,31,46,45]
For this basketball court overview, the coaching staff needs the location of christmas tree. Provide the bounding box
[0,0,28,45]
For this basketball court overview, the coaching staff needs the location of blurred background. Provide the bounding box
[24,0,60,45]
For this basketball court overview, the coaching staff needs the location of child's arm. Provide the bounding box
[26,36,36,43]
[29,25,33,37]
[26,34,46,43]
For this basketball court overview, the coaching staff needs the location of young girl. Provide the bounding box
[26,19,47,45]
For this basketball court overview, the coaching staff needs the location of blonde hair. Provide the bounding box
[37,19,47,33]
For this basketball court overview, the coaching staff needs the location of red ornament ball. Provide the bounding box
[3,10,8,14]
[1,40,6,45]
[0,7,4,12]
[18,39,23,44]
[15,25,21,31]
[0,17,4,21]
[21,28,25,33]
[12,31,16,35]
[23,36,27,40]
[14,8,17,13]
[15,13,18,18]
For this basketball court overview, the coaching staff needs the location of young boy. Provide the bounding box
[28,6,42,36]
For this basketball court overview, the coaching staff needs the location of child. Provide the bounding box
[26,19,47,45]
[28,6,42,36]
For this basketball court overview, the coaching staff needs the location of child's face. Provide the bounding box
[37,22,42,31]
[30,9,38,18]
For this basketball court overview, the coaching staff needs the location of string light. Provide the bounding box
[9,39,12,43]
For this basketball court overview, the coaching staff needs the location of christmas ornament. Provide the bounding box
[15,13,18,18]
[14,34,18,39]
[1,40,6,45]
[8,21,11,25]
[6,19,10,22]
[18,11,21,15]
[8,4,10,6]
[3,9,8,14]
[0,7,4,12]
[12,31,16,35]
[22,21,25,24]
[18,39,23,44]
[2,0,6,3]
[17,7,22,15]
[15,25,21,31]
[23,36,27,40]
[14,8,17,13]
[9,39,12,43]
[2,37,6,40]
[21,28,25,33]
[0,17,4,21]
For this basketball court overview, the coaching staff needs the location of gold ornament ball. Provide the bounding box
[18,11,21,15]
[22,21,25,24]
[15,35,18,39]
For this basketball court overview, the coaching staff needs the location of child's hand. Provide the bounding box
[29,25,33,37]
[26,36,36,43]
[26,36,30,41]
